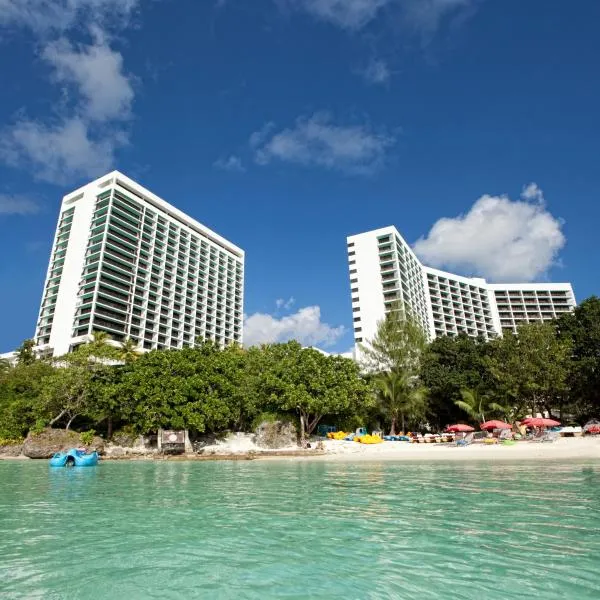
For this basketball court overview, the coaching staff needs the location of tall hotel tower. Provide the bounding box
[347,226,575,348]
[35,172,244,357]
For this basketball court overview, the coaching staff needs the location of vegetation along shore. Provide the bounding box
[1,296,598,459]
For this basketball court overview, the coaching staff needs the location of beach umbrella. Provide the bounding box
[445,424,475,432]
[521,417,560,428]
[583,420,600,434]
[480,420,512,430]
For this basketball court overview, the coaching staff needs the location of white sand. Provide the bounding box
[303,436,600,462]
[200,432,298,455]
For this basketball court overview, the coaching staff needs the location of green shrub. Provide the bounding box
[0,437,23,447]
[251,411,295,431]
[79,429,96,446]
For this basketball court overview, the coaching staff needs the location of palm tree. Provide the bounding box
[376,371,427,435]
[119,338,141,364]
[455,388,492,423]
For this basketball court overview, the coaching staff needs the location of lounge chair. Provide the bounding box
[456,432,474,446]
[499,429,513,441]
[531,430,559,443]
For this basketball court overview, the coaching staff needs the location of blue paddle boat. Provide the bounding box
[50,448,99,467]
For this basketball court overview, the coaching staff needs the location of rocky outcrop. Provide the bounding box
[0,442,24,457]
[23,428,105,459]
[255,420,297,449]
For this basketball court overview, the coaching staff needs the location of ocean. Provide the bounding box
[1,460,599,599]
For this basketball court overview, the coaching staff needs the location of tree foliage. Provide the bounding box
[361,306,429,434]
[1,295,599,441]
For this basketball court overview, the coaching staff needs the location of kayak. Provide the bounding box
[50,448,99,467]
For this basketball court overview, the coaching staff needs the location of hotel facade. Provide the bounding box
[35,171,244,357]
[347,226,575,347]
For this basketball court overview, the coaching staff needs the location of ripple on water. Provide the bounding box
[1,460,599,599]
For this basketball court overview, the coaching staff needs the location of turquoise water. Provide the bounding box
[1,461,600,599]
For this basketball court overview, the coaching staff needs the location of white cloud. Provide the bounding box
[244,306,345,347]
[413,183,566,282]
[0,0,139,35]
[213,155,245,172]
[0,194,40,215]
[360,58,391,84]
[275,297,295,310]
[282,0,475,33]
[1,117,126,184]
[521,181,544,202]
[42,33,134,121]
[285,0,390,29]
[0,1,139,183]
[252,112,395,175]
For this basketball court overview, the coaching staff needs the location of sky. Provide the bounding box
[0,0,599,354]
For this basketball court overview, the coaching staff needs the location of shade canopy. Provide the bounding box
[521,417,560,428]
[480,420,512,430]
[446,424,475,433]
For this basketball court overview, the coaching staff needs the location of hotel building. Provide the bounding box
[347,226,575,347]
[35,171,244,357]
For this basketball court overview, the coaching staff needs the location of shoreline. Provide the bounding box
[2,437,600,463]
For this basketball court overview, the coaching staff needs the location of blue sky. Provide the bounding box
[0,0,599,353]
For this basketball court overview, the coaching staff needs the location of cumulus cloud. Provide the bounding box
[1,117,126,184]
[0,0,139,184]
[213,155,245,172]
[413,184,566,282]
[42,33,134,122]
[0,194,40,215]
[244,306,345,347]
[252,112,395,175]
[360,58,391,84]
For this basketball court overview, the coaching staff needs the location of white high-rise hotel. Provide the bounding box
[35,172,244,357]
[347,226,575,347]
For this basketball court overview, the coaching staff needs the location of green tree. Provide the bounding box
[360,304,427,375]
[119,338,141,364]
[360,306,428,433]
[15,339,37,365]
[488,322,571,418]
[454,387,497,423]
[258,342,372,439]
[376,370,427,434]
[119,344,236,434]
[420,334,492,428]
[557,296,600,419]
[38,336,119,430]
[0,360,55,438]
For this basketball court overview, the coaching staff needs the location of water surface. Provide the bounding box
[1,460,599,599]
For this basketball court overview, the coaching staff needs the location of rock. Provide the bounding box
[23,428,105,459]
[255,420,297,449]
[111,429,139,448]
[0,443,23,457]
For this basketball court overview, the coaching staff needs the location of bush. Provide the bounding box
[79,429,96,446]
[251,411,295,431]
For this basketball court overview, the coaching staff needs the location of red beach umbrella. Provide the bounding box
[521,417,560,428]
[480,420,512,430]
[446,424,475,433]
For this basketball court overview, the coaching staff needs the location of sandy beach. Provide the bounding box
[298,436,600,462]
[3,436,600,462]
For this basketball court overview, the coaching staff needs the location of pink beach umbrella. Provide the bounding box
[521,417,560,428]
[445,424,475,433]
[480,420,512,431]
